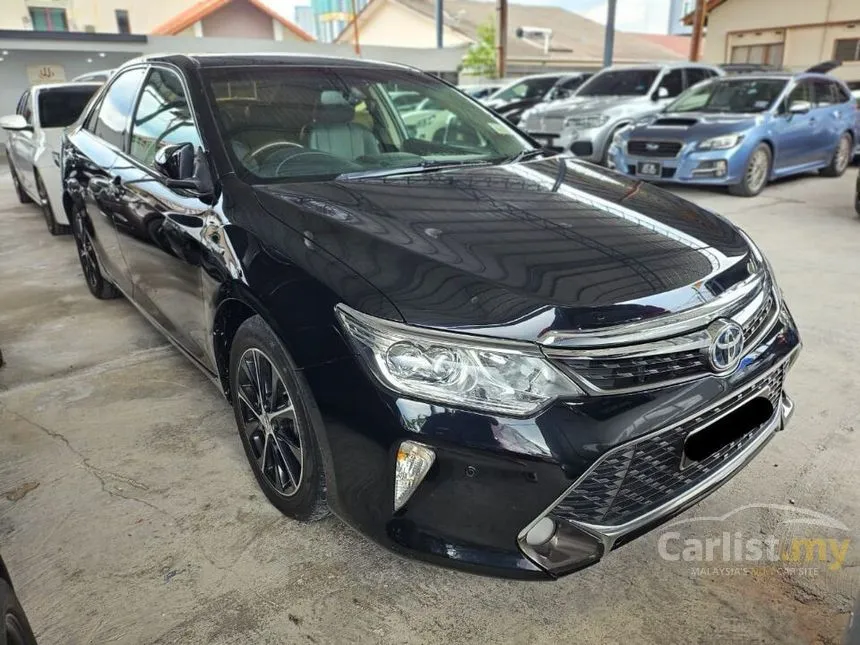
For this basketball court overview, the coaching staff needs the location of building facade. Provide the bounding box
[151,0,314,41]
[0,0,197,34]
[311,0,369,43]
[694,0,860,84]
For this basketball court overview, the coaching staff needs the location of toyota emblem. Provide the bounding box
[707,319,745,372]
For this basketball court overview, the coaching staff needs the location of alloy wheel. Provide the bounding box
[835,135,852,174]
[746,148,769,193]
[236,348,303,497]
[74,215,99,289]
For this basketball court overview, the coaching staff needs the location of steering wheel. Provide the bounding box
[247,141,304,165]
[274,149,345,175]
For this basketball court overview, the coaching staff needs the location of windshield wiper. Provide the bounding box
[504,147,555,164]
[337,159,493,180]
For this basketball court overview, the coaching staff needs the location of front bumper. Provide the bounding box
[609,142,752,186]
[528,123,614,163]
[304,305,801,579]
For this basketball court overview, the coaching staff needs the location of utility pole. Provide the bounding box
[350,0,361,55]
[602,0,616,68]
[689,0,706,61]
[496,0,507,79]
[436,0,443,48]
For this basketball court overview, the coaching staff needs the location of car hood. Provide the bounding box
[528,95,644,118]
[630,112,763,139]
[254,158,754,341]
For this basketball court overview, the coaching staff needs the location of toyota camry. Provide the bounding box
[60,54,801,579]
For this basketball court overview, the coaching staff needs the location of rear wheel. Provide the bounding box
[9,163,32,204]
[820,132,853,178]
[729,144,771,197]
[1,578,38,645]
[229,316,328,522]
[36,173,68,235]
[71,207,119,300]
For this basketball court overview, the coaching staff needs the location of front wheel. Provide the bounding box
[729,144,771,197]
[229,316,328,522]
[1,578,38,645]
[820,132,853,178]
[71,207,120,300]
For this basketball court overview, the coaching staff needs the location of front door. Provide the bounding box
[11,91,36,194]
[110,66,213,369]
[772,80,816,169]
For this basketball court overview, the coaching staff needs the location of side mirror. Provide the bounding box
[788,100,811,115]
[0,114,32,132]
[154,142,195,181]
[654,87,670,100]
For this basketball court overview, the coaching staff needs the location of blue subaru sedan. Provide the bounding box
[609,72,858,196]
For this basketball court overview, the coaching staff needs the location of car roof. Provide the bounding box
[125,52,415,74]
[31,81,103,92]
[710,72,847,83]
[603,62,719,71]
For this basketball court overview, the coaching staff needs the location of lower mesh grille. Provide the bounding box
[551,365,786,528]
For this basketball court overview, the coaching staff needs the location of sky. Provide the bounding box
[264,0,676,35]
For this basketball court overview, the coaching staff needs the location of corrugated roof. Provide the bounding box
[630,33,696,58]
[345,0,685,63]
[152,0,315,41]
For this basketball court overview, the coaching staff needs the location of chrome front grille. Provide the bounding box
[627,140,683,158]
[548,285,780,394]
[551,364,787,528]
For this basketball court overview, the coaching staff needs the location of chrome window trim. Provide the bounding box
[538,271,766,348]
[517,346,798,561]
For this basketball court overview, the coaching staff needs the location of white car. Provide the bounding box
[72,69,114,83]
[400,97,456,142]
[1,82,101,234]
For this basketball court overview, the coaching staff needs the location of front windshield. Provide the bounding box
[204,66,534,183]
[667,78,787,113]
[577,69,659,97]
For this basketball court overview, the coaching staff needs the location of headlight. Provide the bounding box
[564,114,610,129]
[336,305,584,417]
[697,134,744,150]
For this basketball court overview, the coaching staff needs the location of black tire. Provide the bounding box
[71,206,120,300]
[36,173,69,236]
[1,578,39,645]
[9,163,32,204]
[820,132,853,178]
[729,143,771,197]
[229,316,328,522]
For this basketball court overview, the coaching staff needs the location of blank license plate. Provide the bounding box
[637,161,661,177]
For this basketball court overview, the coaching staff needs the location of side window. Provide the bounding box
[129,68,202,169]
[812,80,835,107]
[830,81,851,104]
[783,80,812,112]
[658,69,685,98]
[685,68,712,88]
[92,67,147,149]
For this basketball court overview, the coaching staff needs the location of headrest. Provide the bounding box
[315,90,356,124]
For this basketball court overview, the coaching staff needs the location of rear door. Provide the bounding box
[109,65,213,368]
[810,79,842,163]
[66,67,147,295]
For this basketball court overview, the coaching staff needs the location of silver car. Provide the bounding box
[521,63,722,164]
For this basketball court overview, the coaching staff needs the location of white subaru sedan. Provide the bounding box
[1,82,100,234]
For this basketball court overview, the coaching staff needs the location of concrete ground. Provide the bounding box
[0,168,858,645]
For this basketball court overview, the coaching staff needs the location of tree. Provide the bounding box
[462,20,497,79]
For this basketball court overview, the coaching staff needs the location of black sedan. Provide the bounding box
[61,54,800,579]
[483,73,590,125]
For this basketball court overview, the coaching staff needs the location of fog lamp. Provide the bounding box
[715,160,728,177]
[525,517,557,546]
[394,440,435,511]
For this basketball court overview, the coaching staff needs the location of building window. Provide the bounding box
[115,10,131,34]
[29,7,69,31]
[834,39,860,62]
[730,43,784,66]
